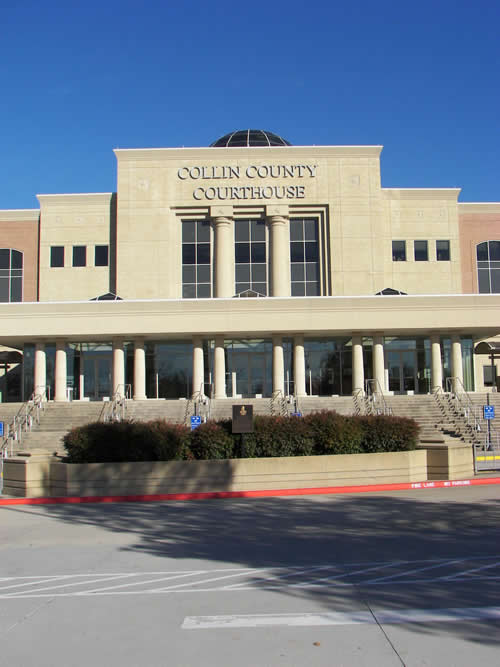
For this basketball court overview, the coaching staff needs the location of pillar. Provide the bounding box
[272,334,285,395]
[268,214,290,297]
[430,334,443,392]
[192,336,204,398]
[213,216,233,298]
[451,335,463,393]
[34,342,46,399]
[294,335,306,397]
[133,340,147,400]
[112,340,125,397]
[372,335,385,394]
[54,340,67,402]
[213,335,226,399]
[352,335,364,395]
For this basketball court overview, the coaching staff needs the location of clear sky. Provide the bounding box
[1,0,499,209]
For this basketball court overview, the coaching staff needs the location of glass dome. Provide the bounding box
[210,129,291,147]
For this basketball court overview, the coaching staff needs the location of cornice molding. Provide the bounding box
[0,209,40,222]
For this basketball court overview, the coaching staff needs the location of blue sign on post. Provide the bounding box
[190,415,202,430]
[484,405,495,420]
[0,422,3,437]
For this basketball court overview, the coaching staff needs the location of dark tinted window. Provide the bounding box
[73,246,86,267]
[50,246,64,267]
[95,245,109,267]
[436,240,450,261]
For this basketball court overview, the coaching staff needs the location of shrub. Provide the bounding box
[63,420,163,463]
[148,420,191,460]
[188,421,234,460]
[246,415,315,458]
[304,411,364,455]
[357,415,419,453]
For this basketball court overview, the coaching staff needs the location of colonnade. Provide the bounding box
[31,334,464,401]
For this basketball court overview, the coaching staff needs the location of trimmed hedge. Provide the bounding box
[63,411,419,463]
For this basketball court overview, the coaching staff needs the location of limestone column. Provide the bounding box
[133,340,147,400]
[294,335,306,397]
[34,342,46,399]
[372,335,385,394]
[213,215,233,298]
[112,340,125,396]
[268,214,290,297]
[352,335,365,395]
[213,336,226,398]
[430,334,443,392]
[272,335,285,395]
[451,335,463,392]
[54,340,67,402]
[192,336,204,398]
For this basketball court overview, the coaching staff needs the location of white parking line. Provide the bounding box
[182,606,500,629]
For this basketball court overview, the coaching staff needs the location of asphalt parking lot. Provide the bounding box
[1,485,500,666]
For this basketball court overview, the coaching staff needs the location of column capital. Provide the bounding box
[266,204,289,218]
[210,205,233,219]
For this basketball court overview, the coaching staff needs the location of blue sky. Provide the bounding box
[1,0,499,209]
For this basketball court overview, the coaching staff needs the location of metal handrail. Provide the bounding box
[365,379,393,416]
[102,385,130,423]
[1,393,45,458]
[444,377,482,438]
[270,390,287,416]
[352,388,365,415]
[185,383,211,425]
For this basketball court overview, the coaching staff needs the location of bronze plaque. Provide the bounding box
[232,404,254,433]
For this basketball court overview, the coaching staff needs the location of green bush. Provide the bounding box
[63,420,163,463]
[304,411,364,455]
[63,410,419,463]
[188,421,234,460]
[358,415,419,453]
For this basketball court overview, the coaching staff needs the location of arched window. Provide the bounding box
[0,249,23,302]
[477,241,500,293]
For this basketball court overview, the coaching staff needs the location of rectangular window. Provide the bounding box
[234,219,267,296]
[483,365,497,387]
[182,220,211,298]
[290,218,320,296]
[95,245,109,267]
[436,240,450,261]
[414,240,428,261]
[392,241,406,262]
[50,246,64,267]
[72,246,86,267]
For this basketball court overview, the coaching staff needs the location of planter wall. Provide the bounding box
[4,450,428,498]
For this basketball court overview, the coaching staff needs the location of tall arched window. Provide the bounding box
[0,249,23,302]
[477,241,500,293]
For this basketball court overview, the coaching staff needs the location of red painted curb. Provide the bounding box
[1,476,500,506]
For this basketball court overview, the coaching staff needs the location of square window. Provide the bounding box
[182,284,196,298]
[235,221,250,242]
[305,242,318,262]
[235,243,250,264]
[290,242,304,263]
[0,249,9,269]
[392,241,406,261]
[236,265,250,282]
[197,265,210,284]
[305,282,320,296]
[182,265,196,283]
[252,282,267,296]
[72,246,86,267]
[197,220,211,242]
[197,243,210,265]
[95,245,109,267]
[436,240,450,261]
[50,246,64,267]
[414,240,428,261]
[251,264,267,283]
[182,220,196,243]
[290,219,303,241]
[306,263,319,281]
[197,284,211,299]
[182,244,196,265]
[251,242,266,263]
[291,264,304,281]
[251,220,266,241]
[291,283,306,296]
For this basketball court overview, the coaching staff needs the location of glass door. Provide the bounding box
[83,355,112,400]
[388,350,417,393]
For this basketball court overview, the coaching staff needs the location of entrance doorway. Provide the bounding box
[387,350,417,393]
[225,340,272,398]
[83,355,112,400]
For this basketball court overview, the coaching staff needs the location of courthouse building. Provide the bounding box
[0,129,499,403]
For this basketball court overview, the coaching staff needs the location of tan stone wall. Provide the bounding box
[3,450,427,497]
[0,210,39,301]
[37,194,114,301]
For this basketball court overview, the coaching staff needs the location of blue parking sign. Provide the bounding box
[483,405,495,420]
[0,422,3,437]
[190,415,202,430]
